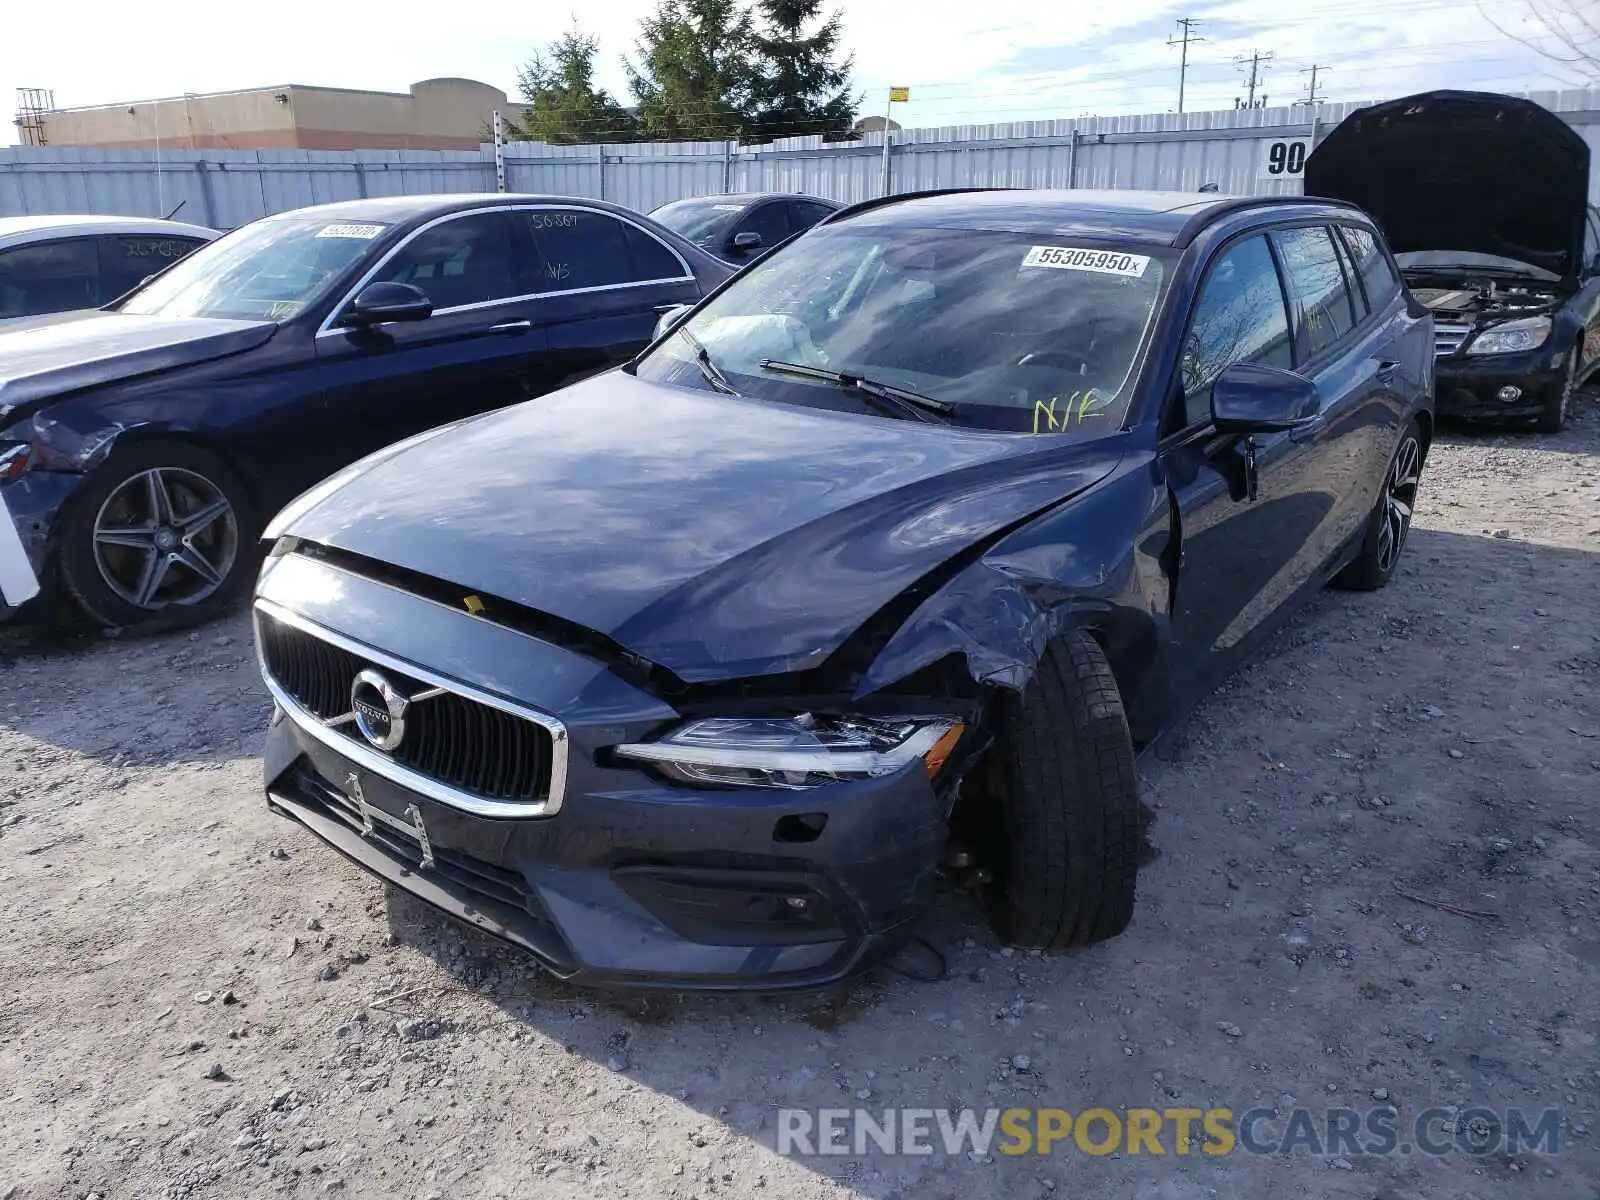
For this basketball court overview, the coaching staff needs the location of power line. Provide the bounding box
[1300,63,1333,105]
[1168,18,1207,113]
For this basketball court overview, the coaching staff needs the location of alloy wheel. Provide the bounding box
[1375,435,1420,574]
[92,467,239,610]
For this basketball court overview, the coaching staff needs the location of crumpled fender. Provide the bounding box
[855,454,1173,704]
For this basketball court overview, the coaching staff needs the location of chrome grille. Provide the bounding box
[1434,322,1471,357]
[257,609,558,808]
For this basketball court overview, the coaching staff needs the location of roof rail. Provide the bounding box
[1172,193,1365,246]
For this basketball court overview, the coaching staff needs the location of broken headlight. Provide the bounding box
[1465,316,1551,356]
[0,442,33,482]
[614,714,963,790]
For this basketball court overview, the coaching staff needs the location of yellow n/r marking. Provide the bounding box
[463,594,486,615]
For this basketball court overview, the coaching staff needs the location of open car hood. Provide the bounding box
[1305,89,1590,280]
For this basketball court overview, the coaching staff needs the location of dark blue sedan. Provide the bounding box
[254,188,1433,989]
[0,194,731,629]
[649,192,841,264]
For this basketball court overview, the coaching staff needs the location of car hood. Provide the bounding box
[0,312,276,419]
[282,372,1122,681]
[1304,89,1590,279]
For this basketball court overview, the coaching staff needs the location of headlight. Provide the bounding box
[614,714,964,790]
[1465,316,1551,355]
[0,441,33,482]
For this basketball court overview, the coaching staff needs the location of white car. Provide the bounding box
[0,214,219,322]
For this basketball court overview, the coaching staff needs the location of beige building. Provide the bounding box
[35,78,520,151]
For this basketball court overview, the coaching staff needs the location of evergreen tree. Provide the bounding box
[626,0,756,141]
[506,25,640,144]
[746,0,858,141]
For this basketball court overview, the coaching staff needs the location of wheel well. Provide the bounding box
[97,429,266,515]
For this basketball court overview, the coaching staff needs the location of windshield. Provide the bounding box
[1393,250,1560,282]
[116,216,390,321]
[635,223,1168,433]
[649,198,744,250]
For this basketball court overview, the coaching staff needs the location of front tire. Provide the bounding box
[1331,418,1422,592]
[59,441,259,632]
[1536,348,1579,433]
[977,631,1141,949]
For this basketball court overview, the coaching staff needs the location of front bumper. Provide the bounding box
[1434,345,1567,422]
[255,551,947,991]
[0,471,83,623]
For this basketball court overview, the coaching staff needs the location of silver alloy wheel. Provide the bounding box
[92,467,238,610]
[1375,434,1420,574]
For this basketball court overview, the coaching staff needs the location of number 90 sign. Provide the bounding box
[1258,138,1309,181]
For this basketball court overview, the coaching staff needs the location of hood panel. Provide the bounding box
[286,373,1120,679]
[0,313,276,418]
[1304,90,1590,278]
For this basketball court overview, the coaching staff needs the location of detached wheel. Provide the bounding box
[977,630,1141,949]
[1332,418,1422,592]
[1536,348,1579,433]
[60,441,259,632]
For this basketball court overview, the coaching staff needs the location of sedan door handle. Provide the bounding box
[653,303,689,313]
[1375,358,1402,381]
[488,319,532,335]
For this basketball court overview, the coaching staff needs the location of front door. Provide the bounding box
[1142,231,1330,724]
[313,209,549,470]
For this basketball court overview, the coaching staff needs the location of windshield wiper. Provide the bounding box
[676,326,738,395]
[758,360,953,423]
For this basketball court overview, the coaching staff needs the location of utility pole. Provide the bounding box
[1168,18,1206,114]
[1233,49,1273,108]
[1301,63,1330,106]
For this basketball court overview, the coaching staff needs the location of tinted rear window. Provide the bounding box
[1339,225,1400,310]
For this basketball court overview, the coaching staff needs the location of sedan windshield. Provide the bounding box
[634,223,1168,434]
[116,216,389,321]
[649,198,744,250]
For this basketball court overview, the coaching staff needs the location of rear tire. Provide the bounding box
[1536,348,1578,433]
[59,440,260,633]
[978,630,1141,950]
[1332,418,1423,593]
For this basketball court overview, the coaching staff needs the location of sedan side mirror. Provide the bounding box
[729,231,763,254]
[653,304,693,342]
[340,281,433,328]
[1210,362,1322,433]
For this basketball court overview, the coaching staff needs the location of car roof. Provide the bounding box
[837,189,1367,247]
[259,193,668,226]
[0,214,219,242]
[652,192,839,210]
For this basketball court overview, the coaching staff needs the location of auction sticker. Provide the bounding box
[1021,246,1149,277]
[315,223,385,239]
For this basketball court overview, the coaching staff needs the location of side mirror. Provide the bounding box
[339,281,433,328]
[730,231,763,254]
[1210,362,1322,433]
[653,304,693,342]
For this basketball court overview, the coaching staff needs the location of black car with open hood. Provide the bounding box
[1306,88,1600,431]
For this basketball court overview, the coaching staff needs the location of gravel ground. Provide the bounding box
[2,402,1597,1200]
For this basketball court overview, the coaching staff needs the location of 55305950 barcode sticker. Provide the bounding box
[315,223,385,240]
[1021,246,1150,277]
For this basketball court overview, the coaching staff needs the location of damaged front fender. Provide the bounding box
[855,455,1173,712]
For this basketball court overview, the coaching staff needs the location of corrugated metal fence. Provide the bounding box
[5,86,1600,229]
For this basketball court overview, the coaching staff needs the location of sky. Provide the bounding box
[1,0,1593,144]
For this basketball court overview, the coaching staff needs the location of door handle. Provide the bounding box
[488,319,532,335]
[1375,357,1402,381]
[653,303,689,313]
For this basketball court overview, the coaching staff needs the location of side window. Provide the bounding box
[1271,225,1357,360]
[623,222,686,281]
[372,212,527,310]
[1585,207,1600,272]
[1331,228,1368,320]
[789,200,835,232]
[0,238,99,319]
[1175,234,1294,431]
[97,234,206,303]
[1338,225,1400,313]
[525,210,633,291]
[736,203,791,250]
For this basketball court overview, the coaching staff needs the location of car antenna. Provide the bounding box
[162,200,188,221]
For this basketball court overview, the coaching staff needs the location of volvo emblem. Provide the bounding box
[350,668,409,751]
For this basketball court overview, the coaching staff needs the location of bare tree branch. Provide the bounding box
[1479,0,1600,82]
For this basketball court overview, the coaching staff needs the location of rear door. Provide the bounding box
[313,208,549,469]
[788,199,837,238]
[729,201,792,262]
[521,206,702,393]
